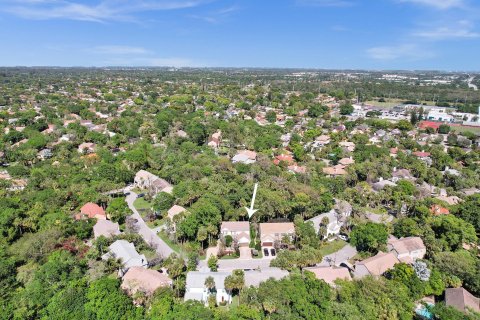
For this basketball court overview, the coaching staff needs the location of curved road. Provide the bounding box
[124,189,174,259]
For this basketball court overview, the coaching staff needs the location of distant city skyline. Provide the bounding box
[1,0,480,70]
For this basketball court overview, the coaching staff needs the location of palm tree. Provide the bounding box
[204,276,216,294]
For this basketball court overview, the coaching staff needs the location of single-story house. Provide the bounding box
[305,266,352,286]
[273,154,295,166]
[259,222,295,247]
[102,240,147,276]
[76,202,106,220]
[338,157,355,166]
[184,271,232,306]
[78,142,96,154]
[167,205,186,220]
[372,178,397,191]
[93,219,120,239]
[388,236,426,264]
[208,130,222,148]
[430,204,449,216]
[220,221,250,247]
[121,267,172,297]
[244,268,289,287]
[323,164,347,177]
[353,252,399,278]
[445,287,480,314]
[232,150,257,165]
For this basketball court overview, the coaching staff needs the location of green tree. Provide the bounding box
[438,124,451,134]
[340,104,354,115]
[85,277,142,320]
[266,110,277,123]
[208,254,218,272]
[350,222,388,253]
[106,197,128,224]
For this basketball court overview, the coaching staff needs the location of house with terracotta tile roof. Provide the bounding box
[338,157,355,166]
[273,154,295,166]
[76,202,106,220]
[322,164,347,176]
[430,204,449,216]
[353,252,400,278]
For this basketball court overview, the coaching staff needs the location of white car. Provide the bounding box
[338,234,348,241]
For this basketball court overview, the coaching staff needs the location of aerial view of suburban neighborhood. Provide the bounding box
[1,1,480,320]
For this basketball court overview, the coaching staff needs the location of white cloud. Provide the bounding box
[2,0,207,22]
[398,0,465,10]
[413,20,480,39]
[189,5,239,24]
[367,44,433,60]
[296,0,353,7]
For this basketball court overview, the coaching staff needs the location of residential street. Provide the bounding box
[198,256,272,271]
[124,189,174,259]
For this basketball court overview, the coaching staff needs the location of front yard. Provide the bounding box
[319,240,347,256]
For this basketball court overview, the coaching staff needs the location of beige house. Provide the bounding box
[259,222,295,247]
[305,266,352,286]
[445,287,480,314]
[134,170,172,194]
[167,205,186,220]
[121,267,172,297]
[353,252,399,278]
[220,221,250,246]
[387,236,426,264]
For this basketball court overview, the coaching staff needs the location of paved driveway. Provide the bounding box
[239,247,252,259]
[318,244,357,267]
[125,189,174,259]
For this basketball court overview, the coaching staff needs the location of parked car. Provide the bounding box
[338,234,349,241]
[137,193,145,198]
[270,248,276,256]
[263,248,270,256]
[124,191,130,196]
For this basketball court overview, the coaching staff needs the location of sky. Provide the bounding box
[0,0,479,70]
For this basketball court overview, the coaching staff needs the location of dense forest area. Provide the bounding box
[0,68,479,320]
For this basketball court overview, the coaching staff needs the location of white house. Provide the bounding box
[307,200,352,239]
[184,271,232,306]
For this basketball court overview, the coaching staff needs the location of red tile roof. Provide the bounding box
[79,202,106,219]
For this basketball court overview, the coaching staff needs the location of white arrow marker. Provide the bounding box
[245,183,258,219]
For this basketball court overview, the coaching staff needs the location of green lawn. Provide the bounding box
[451,125,480,134]
[220,254,239,260]
[133,197,152,211]
[319,240,347,256]
[157,231,182,254]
